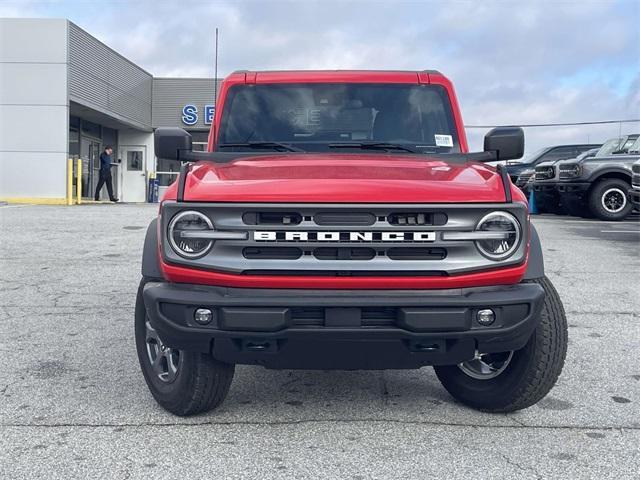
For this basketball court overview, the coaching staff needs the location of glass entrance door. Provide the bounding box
[80,137,101,198]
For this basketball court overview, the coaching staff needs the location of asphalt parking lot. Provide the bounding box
[1,204,638,479]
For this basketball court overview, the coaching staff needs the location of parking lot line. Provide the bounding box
[599,230,640,233]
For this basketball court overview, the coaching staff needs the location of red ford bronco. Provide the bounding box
[136,70,567,416]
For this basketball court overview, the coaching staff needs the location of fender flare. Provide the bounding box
[586,168,631,183]
[524,224,545,280]
[141,218,163,280]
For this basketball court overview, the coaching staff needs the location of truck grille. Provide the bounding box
[161,202,529,276]
[632,164,640,189]
[535,166,555,181]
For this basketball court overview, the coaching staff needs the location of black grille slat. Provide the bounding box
[314,212,376,226]
[387,212,447,226]
[243,212,302,225]
[243,247,303,260]
[386,247,447,260]
[314,247,376,261]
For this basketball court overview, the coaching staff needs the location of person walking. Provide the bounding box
[94,146,118,202]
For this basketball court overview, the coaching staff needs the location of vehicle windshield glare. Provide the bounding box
[596,137,623,157]
[626,136,640,153]
[577,148,599,160]
[515,147,549,165]
[216,83,460,153]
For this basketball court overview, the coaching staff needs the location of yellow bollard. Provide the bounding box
[76,158,82,205]
[66,158,73,206]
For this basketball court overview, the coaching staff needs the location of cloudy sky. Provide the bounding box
[2,0,639,153]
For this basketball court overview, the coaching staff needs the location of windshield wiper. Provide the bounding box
[217,142,305,153]
[328,142,418,153]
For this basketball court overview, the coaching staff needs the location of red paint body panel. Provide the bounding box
[159,259,528,290]
[162,70,529,289]
[177,156,507,203]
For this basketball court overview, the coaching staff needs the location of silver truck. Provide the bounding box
[555,134,639,220]
[532,148,599,214]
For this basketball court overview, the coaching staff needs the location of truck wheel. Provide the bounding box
[135,280,235,416]
[588,179,633,221]
[434,276,567,413]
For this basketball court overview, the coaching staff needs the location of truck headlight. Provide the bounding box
[168,211,214,258]
[475,211,521,260]
[562,164,581,178]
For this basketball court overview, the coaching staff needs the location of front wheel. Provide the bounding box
[434,277,567,412]
[588,178,633,221]
[135,280,235,416]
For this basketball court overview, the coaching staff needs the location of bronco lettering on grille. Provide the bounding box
[253,231,436,242]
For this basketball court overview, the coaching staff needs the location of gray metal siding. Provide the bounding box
[68,22,152,129]
[152,78,221,129]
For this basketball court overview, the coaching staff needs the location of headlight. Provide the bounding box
[535,166,554,180]
[560,163,581,178]
[168,211,214,258]
[475,211,521,260]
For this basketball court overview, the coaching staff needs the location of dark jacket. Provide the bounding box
[99,152,112,172]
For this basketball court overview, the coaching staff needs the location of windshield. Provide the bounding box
[628,136,640,153]
[216,83,460,153]
[514,147,549,165]
[577,148,599,160]
[596,137,623,157]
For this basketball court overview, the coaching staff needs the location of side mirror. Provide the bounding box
[155,128,193,161]
[484,127,524,161]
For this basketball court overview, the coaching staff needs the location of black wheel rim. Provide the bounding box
[601,187,626,213]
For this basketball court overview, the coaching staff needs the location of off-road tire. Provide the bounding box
[135,280,235,416]
[434,276,567,412]
[588,178,633,221]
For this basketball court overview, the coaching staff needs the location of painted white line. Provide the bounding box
[600,230,640,233]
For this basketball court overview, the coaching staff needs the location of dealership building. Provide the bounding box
[0,18,220,203]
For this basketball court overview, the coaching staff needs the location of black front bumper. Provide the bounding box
[533,182,559,201]
[557,182,590,201]
[143,282,545,370]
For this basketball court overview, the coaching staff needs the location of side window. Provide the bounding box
[539,147,576,163]
[576,146,592,155]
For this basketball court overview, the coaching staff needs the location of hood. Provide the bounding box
[176,153,511,203]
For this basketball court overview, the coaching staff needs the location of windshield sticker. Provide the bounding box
[434,134,453,147]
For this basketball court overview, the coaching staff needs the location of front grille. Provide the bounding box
[161,202,530,276]
[535,166,555,181]
[632,164,640,175]
[633,173,640,189]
